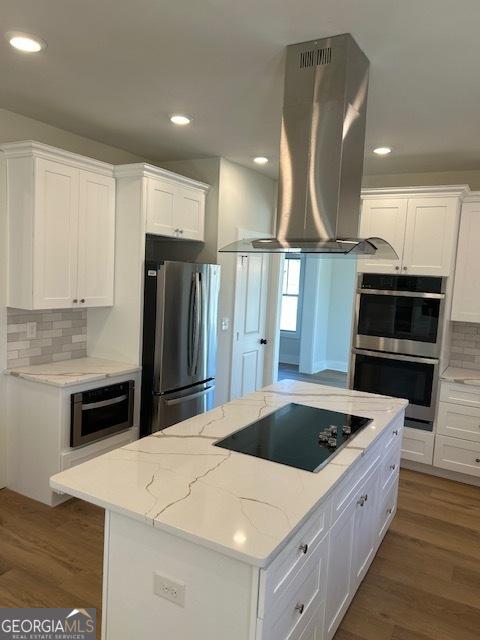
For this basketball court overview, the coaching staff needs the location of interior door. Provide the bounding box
[231,250,270,399]
[358,198,407,273]
[33,158,79,309]
[77,170,115,307]
[402,197,459,276]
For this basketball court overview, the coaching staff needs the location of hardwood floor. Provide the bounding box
[278,363,347,388]
[0,469,479,640]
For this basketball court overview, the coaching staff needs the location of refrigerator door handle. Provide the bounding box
[187,274,195,374]
[192,273,202,375]
[162,385,215,406]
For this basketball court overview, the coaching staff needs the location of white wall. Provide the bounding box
[325,260,357,372]
[216,159,276,404]
[279,335,300,365]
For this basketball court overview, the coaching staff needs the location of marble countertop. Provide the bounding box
[441,367,480,386]
[50,380,407,566]
[5,357,141,387]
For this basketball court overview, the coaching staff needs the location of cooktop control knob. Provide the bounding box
[342,425,352,436]
[327,437,337,448]
[318,432,329,442]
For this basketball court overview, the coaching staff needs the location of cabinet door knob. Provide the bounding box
[298,543,308,555]
[260,338,268,345]
[475,458,480,463]
[387,507,393,515]
[390,464,396,471]
[295,603,305,615]
[73,299,78,304]
[179,228,184,234]
[80,298,85,304]
[403,266,408,271]
[395,266,400,271]
[393,429,399,436]
[357,494,367,507]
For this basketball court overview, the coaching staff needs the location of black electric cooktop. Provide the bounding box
[214,403,372,473]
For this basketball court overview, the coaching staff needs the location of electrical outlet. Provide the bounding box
[221,317,230,331]
[26,322,37,339]
[154,572,186,607]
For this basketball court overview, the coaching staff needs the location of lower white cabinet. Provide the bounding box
[401,427,434,464]
[434,435,480,477]
[100,415,404,640]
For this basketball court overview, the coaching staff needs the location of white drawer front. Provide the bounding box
[331,417,402,523]
[437,402,480,443]
[401,427,434,464]
[380,439,401,494]
[259,498,331,617]
[261,534,328,640]
[434,435,480,477]
[377,478,398,547]
[440,381,480,408]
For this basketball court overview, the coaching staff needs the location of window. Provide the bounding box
[280,256,303,333]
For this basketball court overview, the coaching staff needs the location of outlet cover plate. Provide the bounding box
[154,571,186,607]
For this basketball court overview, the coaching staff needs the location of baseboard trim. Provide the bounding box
[278,355,300,366]
[401,459,480,487]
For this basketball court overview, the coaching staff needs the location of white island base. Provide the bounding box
[50,381,406,640]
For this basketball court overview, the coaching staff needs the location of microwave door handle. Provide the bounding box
[162,385,215,406]
[81,395,128,410]
[352,348,438,365]
[357,289,445,299]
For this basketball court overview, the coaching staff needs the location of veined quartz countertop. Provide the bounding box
[440,366,480,386]
[51,380,407,566]
[5,356,141,387]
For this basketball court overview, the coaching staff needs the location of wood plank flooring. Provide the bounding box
[0,469,479,640]
[278,363,348,388]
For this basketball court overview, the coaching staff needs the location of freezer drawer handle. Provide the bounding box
[163,386,215,407]
[81,395,128,410]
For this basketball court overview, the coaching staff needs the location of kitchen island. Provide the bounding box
[50,380,407,640]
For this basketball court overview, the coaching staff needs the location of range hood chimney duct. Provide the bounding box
[220,33,396,258]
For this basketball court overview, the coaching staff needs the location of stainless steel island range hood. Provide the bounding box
[220,33,396,258]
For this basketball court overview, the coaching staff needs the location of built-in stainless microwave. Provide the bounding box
[71,380,134,448]
[354,274,446,358]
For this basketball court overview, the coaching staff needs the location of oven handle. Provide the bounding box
[161,385,215,406]
[352,348,439,365]
[81,395,128,410]
[357,289,444,299]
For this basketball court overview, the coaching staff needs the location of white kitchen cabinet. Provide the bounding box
[359,187,467,276]
[452,197,480,322]
[401,427,434,465]
[2,141,115,310]
[358,198,406,273]
[434,434,480,478]
[145,174,206,240]
[350,466,380,589]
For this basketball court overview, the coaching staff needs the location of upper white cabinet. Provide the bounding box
[359,187,467,276]
[145,176,205,240]
[452,196,480,322]
[2,142,115,310]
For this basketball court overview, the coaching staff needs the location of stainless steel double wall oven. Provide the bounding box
[350,274,446,430]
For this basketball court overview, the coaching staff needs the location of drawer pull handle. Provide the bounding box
[387,508,393,515]
[393,430,399,436]
[390,464,396,471]
[475,458,480,464]
[357,494,368,507]
[295,603,305,615]
[298,543,309,555]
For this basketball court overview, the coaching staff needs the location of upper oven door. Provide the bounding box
[351,348,438,423]
[355,289,444,357]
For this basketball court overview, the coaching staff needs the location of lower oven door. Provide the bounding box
[351,349,439,426]
[152,381,215,432]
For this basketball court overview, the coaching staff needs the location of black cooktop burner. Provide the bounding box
[214,403,372,472]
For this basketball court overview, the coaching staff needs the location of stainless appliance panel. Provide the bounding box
[154,262,220,393]
[351,348,439,424]
[152,382,216,432]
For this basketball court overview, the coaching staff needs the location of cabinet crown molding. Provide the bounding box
[361,185,470,199]
[114,162,210,191]
[0,140,115,177]
[463,191,480,203]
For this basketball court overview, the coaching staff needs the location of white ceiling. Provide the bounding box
[1,0,480,177]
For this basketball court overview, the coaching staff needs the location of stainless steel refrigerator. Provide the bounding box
[140,260,220,436]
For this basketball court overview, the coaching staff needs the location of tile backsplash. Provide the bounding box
[449,321,480,371]
[7,308,87,368]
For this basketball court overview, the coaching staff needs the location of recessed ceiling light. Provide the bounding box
[7,31,46,53]
[373,146,392,156]
[170,114,191,126]
[253,156,269,165]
